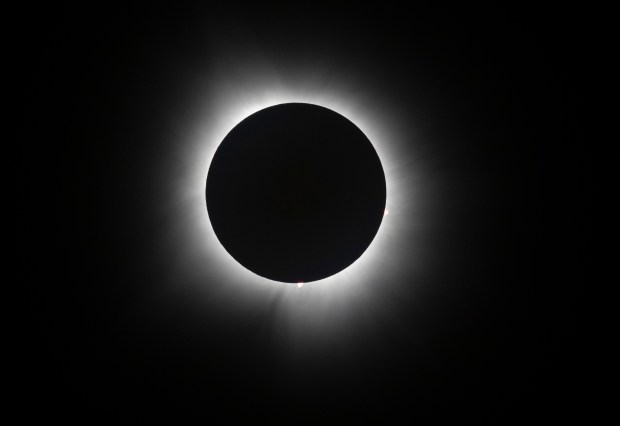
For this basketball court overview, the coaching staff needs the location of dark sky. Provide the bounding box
[20,4,587,423]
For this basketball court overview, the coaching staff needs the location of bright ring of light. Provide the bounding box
[158,61,427,346]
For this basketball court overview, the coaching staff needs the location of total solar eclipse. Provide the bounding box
[206,103,386,283]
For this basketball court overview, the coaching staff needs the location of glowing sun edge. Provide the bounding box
[172,69,419,337]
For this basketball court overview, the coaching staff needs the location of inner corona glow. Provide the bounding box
[171,67,420,339]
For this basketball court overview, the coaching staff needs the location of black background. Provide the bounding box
[20,3,587,423]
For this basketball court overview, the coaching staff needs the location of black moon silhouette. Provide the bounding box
[206,103,386,283]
